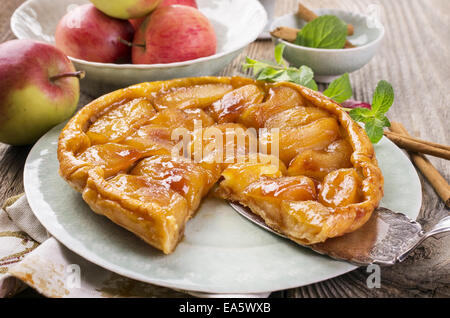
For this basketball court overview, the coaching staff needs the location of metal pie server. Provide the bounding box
[229,203,450,266]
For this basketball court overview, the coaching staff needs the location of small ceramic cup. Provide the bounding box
[270,8,385,82]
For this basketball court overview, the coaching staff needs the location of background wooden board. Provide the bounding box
[1,0,448,298]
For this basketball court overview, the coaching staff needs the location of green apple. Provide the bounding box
[0,40,82,145]
[90,0,162,19]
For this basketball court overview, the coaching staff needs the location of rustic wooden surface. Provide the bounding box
[1,0,449,298]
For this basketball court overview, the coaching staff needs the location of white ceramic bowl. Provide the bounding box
[270,9,384,82]
[11,0,267,96]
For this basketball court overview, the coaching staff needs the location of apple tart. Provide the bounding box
[58,76,383,254]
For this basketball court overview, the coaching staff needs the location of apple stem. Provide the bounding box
[50,70,86,82]
[118,37,145,48]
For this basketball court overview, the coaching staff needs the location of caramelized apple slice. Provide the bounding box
[102,174,187,210]
[77,143,142,178]
[264,106,329,129]
[131,155,217,210]
[153,84,233,110]
[263,117,340,165]
[287,139,353,180]
[207,84,265,123]
[120,124,175,157]
[230,76,259,88]
[318,168,363,207]
[244,176,317,203]
[148,108,214,131]
[218,154,287,195]
[86,98,155,144]
[189,123,259,168]
[280,201,334,243]
[239,86,306,128]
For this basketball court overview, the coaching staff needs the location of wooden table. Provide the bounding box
[1,0,449,298]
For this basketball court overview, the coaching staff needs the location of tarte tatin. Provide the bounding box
[58,77,383,254]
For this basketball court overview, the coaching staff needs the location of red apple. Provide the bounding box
[159,0,197,8]
[0,40,81,145]
[129,0,197,31]
[55,4,134,63]
[132,5,216,64]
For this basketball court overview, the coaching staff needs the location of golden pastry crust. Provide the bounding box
[58,76,383,253]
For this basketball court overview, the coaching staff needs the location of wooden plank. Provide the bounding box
[0,0,448,298]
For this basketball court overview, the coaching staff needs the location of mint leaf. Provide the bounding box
[286,66,317,90]
[256,68,284,81]
[323,73,352,103]
[274,43,286,66]
[371,80,394,113]
[348,80,394,143]
[348,107,372,122]
[365,117,385,143]
[378,114,391,127]
[303,77,319,91]
[295,15,347,49]
[275,71,295,82]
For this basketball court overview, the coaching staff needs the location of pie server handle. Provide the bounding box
[229,203,450,266]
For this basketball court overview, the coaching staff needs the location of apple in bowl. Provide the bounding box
[0,40,81,145]
[55,4,134,63]
[129,0,198,30]
[90,0,161,19]
[132,5,216,64]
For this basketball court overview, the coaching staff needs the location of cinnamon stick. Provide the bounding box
[270,26,300,43]
[297,3,355,36]
[346,24,355,37]
[344,41,356,49]
[389,122,450,207]
[384,130,450,160]
[384,131,450,152]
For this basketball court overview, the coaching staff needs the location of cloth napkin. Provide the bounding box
[0,194,270,298]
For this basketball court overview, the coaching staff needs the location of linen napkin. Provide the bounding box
[0,194,270,298]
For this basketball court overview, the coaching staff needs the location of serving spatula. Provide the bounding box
[229,203,450,266]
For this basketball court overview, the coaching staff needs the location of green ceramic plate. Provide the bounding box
[24,123,422,294]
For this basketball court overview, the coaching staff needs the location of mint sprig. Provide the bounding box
[349,80,394,143]
[243,44,318,90]
[323,73,352,103]
[295,15,348,49]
